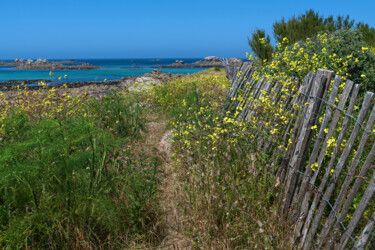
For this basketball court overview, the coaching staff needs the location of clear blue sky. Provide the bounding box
[1,0,374,59]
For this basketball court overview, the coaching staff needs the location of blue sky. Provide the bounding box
[0,0,374,59]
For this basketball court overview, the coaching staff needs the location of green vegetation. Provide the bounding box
[1,61,374,248]
[0,88,161,248]
[248,29,273,65]
[272,9,375,46]
[261,29,375,91]
[273,9,329,45]
[249,9,375,74]
[0,69,295,248]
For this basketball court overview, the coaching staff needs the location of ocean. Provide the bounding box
[0,58,211,82]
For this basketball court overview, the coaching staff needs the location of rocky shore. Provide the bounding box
[0,58,100,70]
[0,79,53,85]
[0,69,184,98]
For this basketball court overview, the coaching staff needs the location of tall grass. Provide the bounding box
[0,90,162,248]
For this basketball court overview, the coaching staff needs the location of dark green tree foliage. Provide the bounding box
[272,9,375,46]
[273,9,325,44]
[356,22,375,46]
[324,15,355,32]
[248,29,273,64]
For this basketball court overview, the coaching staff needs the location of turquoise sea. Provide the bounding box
[0,58,211,82]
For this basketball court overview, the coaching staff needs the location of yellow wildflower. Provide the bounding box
[311,162,318,172]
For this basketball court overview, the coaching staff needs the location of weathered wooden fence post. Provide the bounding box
[282,69,329,214]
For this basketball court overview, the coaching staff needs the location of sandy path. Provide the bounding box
[137,121,191,249]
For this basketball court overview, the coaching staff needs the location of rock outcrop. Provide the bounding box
[0,59,100,70]
[142,69,183,81]
[203,56,220,62]
[128,76,162,92]
[228,57,242,65]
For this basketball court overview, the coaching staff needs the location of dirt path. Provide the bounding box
[135,121,191,249]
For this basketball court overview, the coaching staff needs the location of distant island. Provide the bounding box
[152,56,242,68]
[0,58,101,70]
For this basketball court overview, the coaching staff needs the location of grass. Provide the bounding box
[0,88,162,248]
[0,68,295,249]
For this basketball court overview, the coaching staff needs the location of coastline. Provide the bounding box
[0,57,241,88]
[0,69,187,97]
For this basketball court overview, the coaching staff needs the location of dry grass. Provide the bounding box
[126,108,193,249]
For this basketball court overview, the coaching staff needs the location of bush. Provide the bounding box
[261,29,375,92]
[328,29,375,90]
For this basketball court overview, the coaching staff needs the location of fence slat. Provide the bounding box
[328,140,375,247]
[354,211,375,249]
[227,62,249,98]
[302,92,375,250]
[243,78,267,120]
[339,171,375,249]
[229,66,255,110]
[316,102,375,248]
[238,77,264,120]
[278,73,315,186]
[282,70,327,213]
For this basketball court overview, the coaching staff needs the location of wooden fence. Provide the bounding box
[222,60,375,249]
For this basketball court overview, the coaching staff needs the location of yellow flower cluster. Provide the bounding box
[0,83,88,135]
[255,33,352,84]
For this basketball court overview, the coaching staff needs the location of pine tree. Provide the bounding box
[248,29,273,64]
[271,9,375,46]
[273,9,325,44]
[356,22,375,46]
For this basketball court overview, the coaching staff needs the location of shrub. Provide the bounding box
[261,29,375,91]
